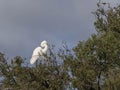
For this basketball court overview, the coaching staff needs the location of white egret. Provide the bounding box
[30,40,48,64]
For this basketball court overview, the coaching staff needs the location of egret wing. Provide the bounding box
[30,47,42,64]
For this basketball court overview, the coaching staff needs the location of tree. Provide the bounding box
[0,46,69,90]
[64,3,120,90]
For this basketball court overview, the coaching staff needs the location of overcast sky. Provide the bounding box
[0,0,120,60]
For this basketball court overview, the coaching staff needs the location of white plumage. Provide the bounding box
[30,40,48,64]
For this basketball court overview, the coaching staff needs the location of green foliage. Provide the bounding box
[61,2,120,90]
[70,32,120,90]
[94,3,120,34]
[64,3,120,90]
[0,48,69,90]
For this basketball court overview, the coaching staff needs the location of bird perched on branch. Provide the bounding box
[30,40,48,64]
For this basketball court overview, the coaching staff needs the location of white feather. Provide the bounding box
[30,40,48,64]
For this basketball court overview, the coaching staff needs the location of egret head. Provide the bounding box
[41,40,48,47]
